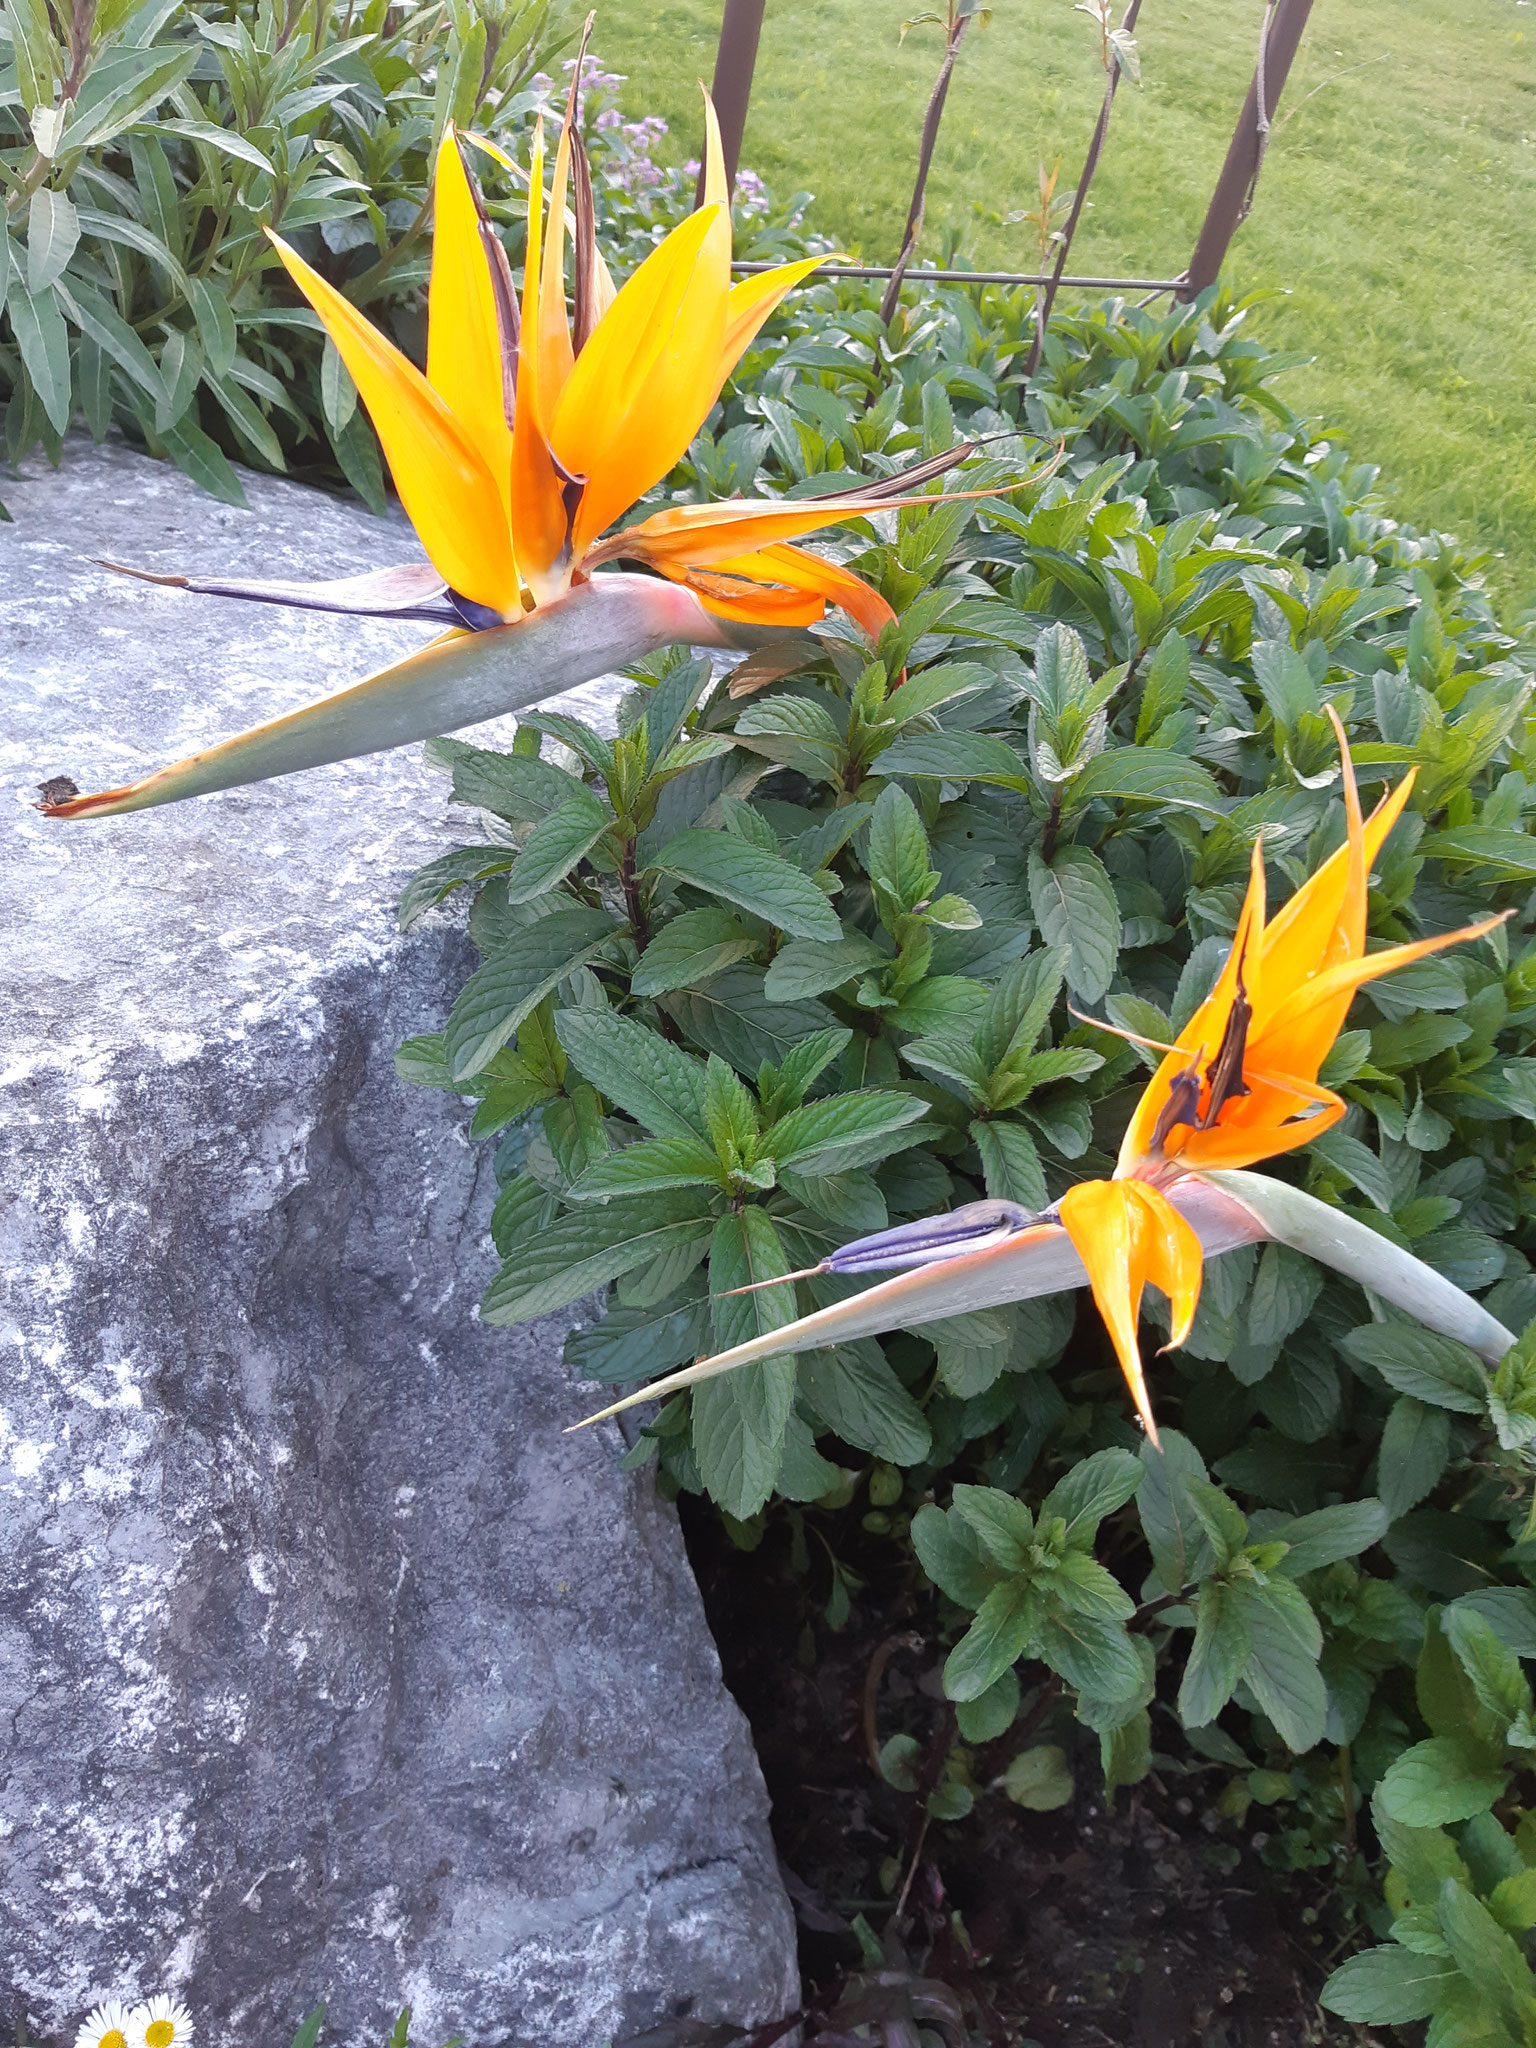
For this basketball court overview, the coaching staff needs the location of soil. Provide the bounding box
[677,1495,1363,2048]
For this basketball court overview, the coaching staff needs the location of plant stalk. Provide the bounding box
[879,9,973,327]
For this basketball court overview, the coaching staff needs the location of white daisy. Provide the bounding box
[75,2002,134,2048]
[128,1997,194,2048]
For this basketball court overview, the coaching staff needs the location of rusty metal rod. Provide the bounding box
[732,262,1186,290]
[696,0,766,204]
[1179,0,1315,299]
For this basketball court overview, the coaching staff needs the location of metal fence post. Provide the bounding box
[699,0,766,201]
[1179,0,1315,300]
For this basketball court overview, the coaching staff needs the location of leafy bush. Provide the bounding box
[398,270,1536,2009]
[0,6,811,511]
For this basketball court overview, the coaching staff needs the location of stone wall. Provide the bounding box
[0,440,797,2046]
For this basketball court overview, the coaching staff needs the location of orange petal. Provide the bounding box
[510,118,579,600]
[712,255,828,405]
[428,130,514,524]
[1059,1180,1202,1446]
[539,111,577,410]
[1171,1073,1348,1171]
[1117,835,1266,1174]
[266,229,517,615]
[1259,910,1511,1048]
[657,541,893,636]
[550,201,733,557]
[700,86,728,211]
[585,485,991,570]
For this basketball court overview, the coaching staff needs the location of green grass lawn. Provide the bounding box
[590,0,1536,610]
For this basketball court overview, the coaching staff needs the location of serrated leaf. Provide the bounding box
[1225,1576,1327,1753]
[651,828,841,940]
[911,1499,997,1606]
[802,1344,932,1465]
[664,967,834,1076]
[569,1135,723,1201]
[1319,1946,1458,2024]
[397,846,513,932]
[565,1289,711,1386]
[1139,1430,1215,1590]
[505,787,610,903]
[444,906,617,1082]
[428,738,579,822]
[766,1088,929,1174]
[480,1189,715,1326]
[1378,1737,1507,1826]
[630,906,757,997]
[955,1667,1020,1743]
[944,1578,1036,1700]
[1027,846,1120,1003]
[867,782,933,909]
[1178,1580,1251,1726]
[553,1006,707,1141]
[971,1118,1047,1209]
[1343,1324,1487,1415]
[1042,1447,1142,1549]
[1269,1498,1389,1577]
[764,931,888,1001]
[1065,747,1218,812]
[876,729,1029,783]
[692,1211,797,1518]
[1378,1397,1451,1520]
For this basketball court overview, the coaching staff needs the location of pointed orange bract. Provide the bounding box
[427,129,514,525]
[266,230,517,615]
[1116,718,1503,1178]
[263,94,982,636]
[1058,1180,1202,1447]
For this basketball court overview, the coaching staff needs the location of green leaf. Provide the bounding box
[159,417,247,506]
[395,1033,456,1090]
[27,186,79,295]
[1251,637,1319,728]
[1139,1430,1215,1590]
[867,783,934,910]
[150,115,277,173]
[1135,630,1191,742]
[802,1344,932,1465]
[1445,1608,1532,1730]
[1247,1244,1323,1348]
[764,931,888,1001]
[553,1006,707,1141]
[505,786,614,901]
[1042,1448,1142,1549]
[950,1483,1036,1571]
[445,906,617,1082]
[1342,1324,1488,1415]
[693,1211,798,1518]
[1027,845,1121,1004]
[944,1578,1036,1701]
[1449,1588,1536,1658]
[1178,1580,1252,1727]
[1378,1737,1507,1826]
[1379,1397,1451,1520]
[650,828,842,941]
[6,275,72,432]
[1065,747,1218,812]
[776,1412,842,1501]
[480,1189,715,1326]
[1225,1576,1328,1753]
[565,1290,711,1385]
[664,967,835,1076]
[911,1499,997,1608]
[1001,1745,1074,1811]
[1421,826,1536,879]
[1310,1128,1397,1211]
[569,1135,723,1201]
[1100,1709,1153,1798]
[397,847,513,932]
[767,1089,929,1174]
[955,1666,1020,1743]
[631,907,757,997]
[971,1118,1047,1209]
[427,738,578,823]
[1320,1946,1458,2025]
[288,2003,327,2048]
[876,729,1029,783]
[1437,1877,1536,2027]
[1036,1608,1145,1699]
[1270,1498,1389,1577]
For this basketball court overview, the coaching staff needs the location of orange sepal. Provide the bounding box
[1058,1179,1204,1447]
[265,229,516,614]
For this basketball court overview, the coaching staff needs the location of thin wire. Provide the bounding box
[730,261,1187,292]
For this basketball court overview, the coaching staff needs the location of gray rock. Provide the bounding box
[0,439,797,2047]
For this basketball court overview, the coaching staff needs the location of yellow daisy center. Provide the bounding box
[101,2031,128,2048]
[145,2024,175,2048]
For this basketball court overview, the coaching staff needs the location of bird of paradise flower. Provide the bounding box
[576,713,1514,1446]
[42,42,1016,821]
